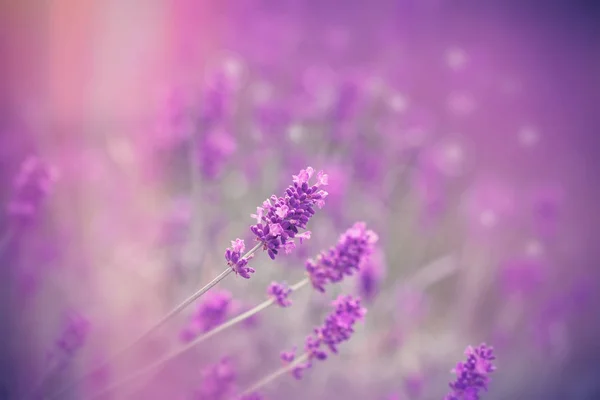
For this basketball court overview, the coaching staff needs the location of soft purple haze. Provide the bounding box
[1,1,599,400]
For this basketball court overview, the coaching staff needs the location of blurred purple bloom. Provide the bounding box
[357,248,387,302]
[201,67,238,126]
[501,257,544,295]
[444,344,496,400]
[7,156,58,222]
[46,312,90,370]
[306,222,379,293]
[267,282,293,307]
[181,290,233,342]
[250,167,328,260]
[198,128,237,180]
[225,239,256,279]
[331,78,361,131]
[528,183,565,239]
[255,99,292,139]
[194,357,237,400]
[282,295,366,379]
[403,372,424,398]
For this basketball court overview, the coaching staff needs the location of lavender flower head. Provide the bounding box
[7,156,59,222]
[445,343,497,400]
[267,282,292,307]
[194,357,237,400]
[250,167,328,260]
[181,290,233,342]
[281,295,366,379]
[306,222,379,292]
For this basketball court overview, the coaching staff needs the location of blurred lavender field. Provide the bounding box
[1,1,600,399]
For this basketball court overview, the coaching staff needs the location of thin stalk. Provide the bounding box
[72,277,309,400]
[47,242,262,400]
[240,353,309,396]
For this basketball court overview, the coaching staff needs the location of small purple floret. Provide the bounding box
[306,222,378,292]
[444,343,497,400]
[46,312,90,370]
[225,239,256,279]
[267,282,293,307]
[194,357,237,400]
[7,156,58,222]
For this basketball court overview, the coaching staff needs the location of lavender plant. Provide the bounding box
[47,166,328,397]
[79,222,378,398]
[444,344,497,400]
[240,295,367,396]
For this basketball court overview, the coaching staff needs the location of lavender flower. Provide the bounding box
[281,295,366,379]
[250,167,328,260]
[444,344,496,400]
[7,156,58,222]
[267,282,293,307]
[306,222,379,292]
[194,357,237,400]
[225,239,256,279]
[180,290,233,342]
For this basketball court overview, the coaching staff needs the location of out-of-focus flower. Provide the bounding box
[444,344,496,400]
[194,357,237,400]
[46,312,90,370]
[281,295,366,379]
[201,67,238,127]
[306,222,378,293]
[250,167,328,260]
[357,248,387,302]
[528,183,565,239]
[267,282,293,308]
[403,372,424,398]
[7,156,59,223]
[180,290,233,342]
[198,128,237,180]
[331,77,361,128]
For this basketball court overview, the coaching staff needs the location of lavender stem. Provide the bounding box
[240,353,309,396]
[47,242,262,400]
[68,276,308,399]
